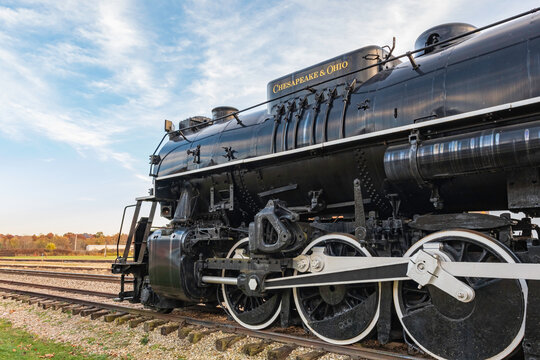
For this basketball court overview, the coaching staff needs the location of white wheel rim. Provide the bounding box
[393,229,527,360]
[293,233,381,345]
[221,237,282,330]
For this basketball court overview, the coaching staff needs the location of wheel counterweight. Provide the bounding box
[393,230,527,360]
[293,234,381,344]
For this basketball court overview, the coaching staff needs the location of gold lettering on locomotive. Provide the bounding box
[272,60,349,93]
[326,60,349,75]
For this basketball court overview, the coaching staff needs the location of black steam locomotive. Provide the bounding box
[113,9,540,360]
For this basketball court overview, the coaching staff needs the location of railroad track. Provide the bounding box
[0,268,132,282]
[0,258,113,263]
[0,263,110,271]
[0,279,115,298]
[0,286,422,360]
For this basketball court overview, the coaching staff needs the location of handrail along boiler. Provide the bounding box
[113,9,540,360]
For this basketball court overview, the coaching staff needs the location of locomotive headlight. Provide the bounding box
[164,119,175,133]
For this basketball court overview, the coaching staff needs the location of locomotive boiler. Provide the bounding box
[113,9,540,360]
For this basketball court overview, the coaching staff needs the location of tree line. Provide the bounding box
[0,232,128,251]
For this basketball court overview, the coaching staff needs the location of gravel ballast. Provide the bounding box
[0,296,349,360]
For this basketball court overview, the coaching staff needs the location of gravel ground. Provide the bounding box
[0,296,350,360]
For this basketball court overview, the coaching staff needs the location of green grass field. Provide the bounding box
[0,319,109,359]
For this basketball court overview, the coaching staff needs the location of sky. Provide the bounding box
[1,0,539,235]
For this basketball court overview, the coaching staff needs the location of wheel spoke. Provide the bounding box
[477,248,489,262]
[394,230,526,360]
[347,292,367,301]
[404,299,431,312]
[307,298,324,316]
[222,238,282,329]
[294,234,380,344]
[337,243,345,256]
[322,303,330,318]
[300,292,320,300]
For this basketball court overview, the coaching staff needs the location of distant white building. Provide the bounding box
[86,244,126,251]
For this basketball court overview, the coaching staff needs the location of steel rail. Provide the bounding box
[0,279,114,298]
[0,286,421,360]
[0,268,132,283]
[0,264,110,271]
[0,258,113,263]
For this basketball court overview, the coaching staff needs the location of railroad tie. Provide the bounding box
[79,307,102,317]
[178,326,195,339]
[103,312,127,323]
[267,345,297,360]
[42,301,63,310]
[295,351,327,360]
[188,329,212,344]
[90,310,110,320]
[52,302,71,310]
[144,319,168,332]
[115,314,138,325]
[160,322,183,336]
[129,316,151,328]
[38,300,54,308]
[71,306,92,315]
[28,297,42,305]
[215,334,246,351]
[61,305,80,313]
[242,340,271,356]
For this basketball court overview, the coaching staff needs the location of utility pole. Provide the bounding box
[74,234,78,252]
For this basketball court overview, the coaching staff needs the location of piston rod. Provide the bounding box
[201,275,238,286]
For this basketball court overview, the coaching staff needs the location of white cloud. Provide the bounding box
[0,0,152,179]
[0,5,56,28]
[180,0,465,113]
